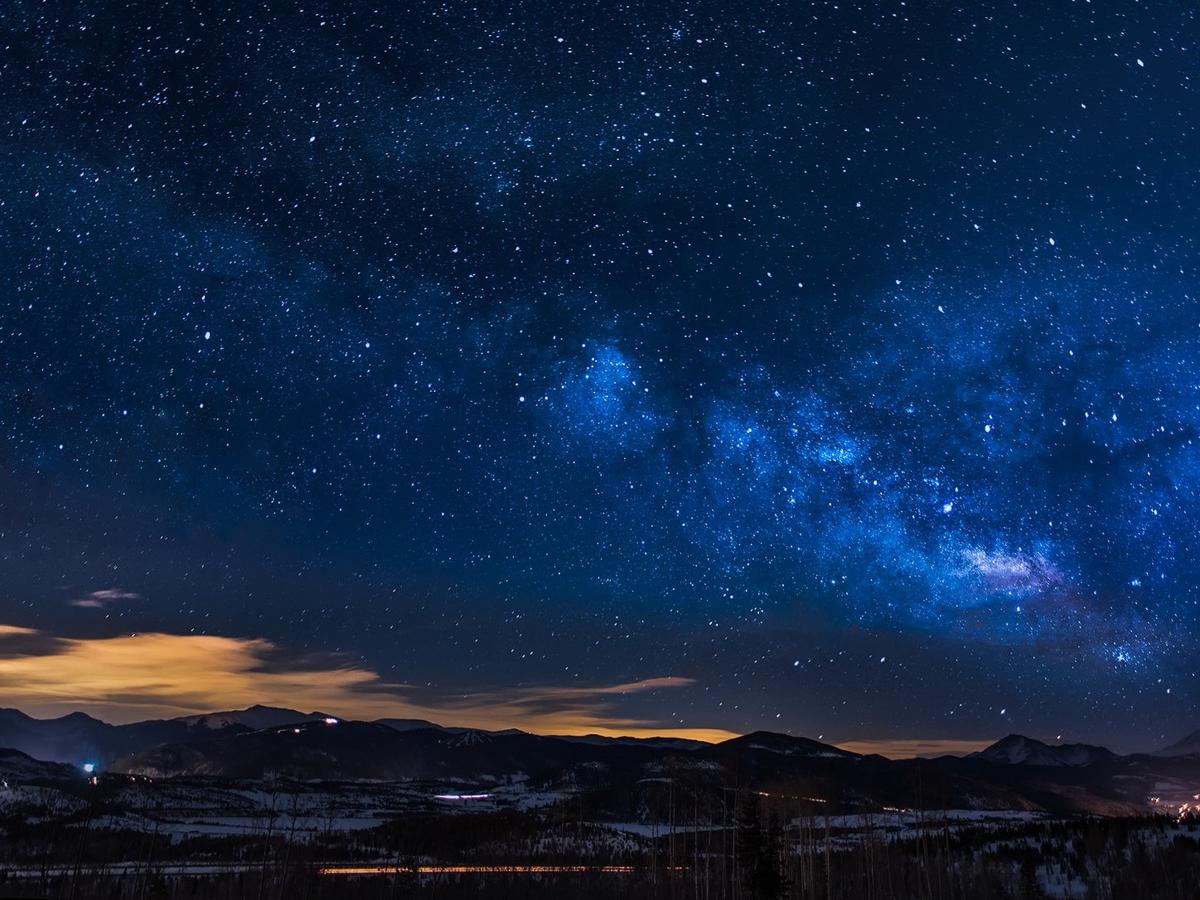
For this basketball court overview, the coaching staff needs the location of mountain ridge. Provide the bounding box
[0,709,1197,817]
[972,733,1117,767]
[1153,728,1200,757]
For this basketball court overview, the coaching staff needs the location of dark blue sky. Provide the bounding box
[1,0,1197,751]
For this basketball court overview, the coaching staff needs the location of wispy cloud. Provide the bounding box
[71,589,144,609]
[0,625,733,741]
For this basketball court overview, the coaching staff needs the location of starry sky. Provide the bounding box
[1,1,1198,753]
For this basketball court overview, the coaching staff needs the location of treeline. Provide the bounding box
[0,779,1197,899]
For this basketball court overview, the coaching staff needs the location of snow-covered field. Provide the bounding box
[598,809,1048,846]
[0,775,572,843]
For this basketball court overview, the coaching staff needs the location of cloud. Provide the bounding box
[0,625,732,741]
[0,625,38,637]
[836,738,992,759]
[438,676,738,742]
[0,625,1000,754]
[71,588,144,609]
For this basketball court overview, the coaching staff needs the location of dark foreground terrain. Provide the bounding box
[0,709,1198,898]
[0,771,1197,899]
[0,800,1197,899]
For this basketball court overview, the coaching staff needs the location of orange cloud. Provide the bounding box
[0,625,984,754]
[835,738,990,758]
[0,625,735,742]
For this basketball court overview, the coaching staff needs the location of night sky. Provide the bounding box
[1,1,1198,753]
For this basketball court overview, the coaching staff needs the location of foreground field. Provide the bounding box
[0,771,1197,899]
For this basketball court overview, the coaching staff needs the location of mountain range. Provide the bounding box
[1152,727,1200,757]
[1,706,1197,818]
[0,705,332,768]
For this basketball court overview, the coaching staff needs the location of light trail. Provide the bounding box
[318,865,684,876]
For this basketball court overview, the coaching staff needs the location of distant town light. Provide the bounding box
[324,717,339,725]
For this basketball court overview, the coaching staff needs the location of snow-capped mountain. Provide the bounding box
[972,734,1116,767]
[173,704,331,731]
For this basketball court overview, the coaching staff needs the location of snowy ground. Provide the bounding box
[1,775,570,842]
[599,809,1049,846]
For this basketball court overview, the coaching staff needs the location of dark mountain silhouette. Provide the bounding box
[115,720,670,781]
[554,733,709,751]
[706,730,860,759]
[971,734,1117,767]
[935,734,1200,815]
[108,722,1200,817]
[172,704,331,731]
[374,717,445,732]
[0,746,82,783]
[3,708,1197,818]
[0,705,326,768]
[1153,728,1200,757]
[0,708,183,768]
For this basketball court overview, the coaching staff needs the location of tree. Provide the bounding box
[736,793,786,900]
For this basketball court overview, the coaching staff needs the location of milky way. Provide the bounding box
[1,1,1197,749]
